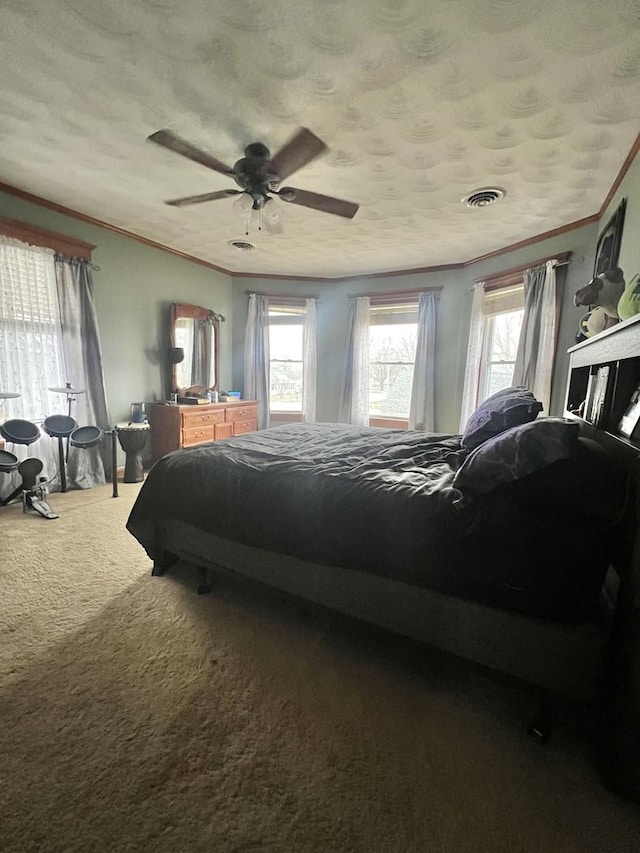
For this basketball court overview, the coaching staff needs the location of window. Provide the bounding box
[478,284,524,402]
[0,242,66,422]
[368,300,418,422]
[268,303,305,414]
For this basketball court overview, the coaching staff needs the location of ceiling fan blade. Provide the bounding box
[269,127,327,180]
[148,130,234,176]
[279,187,359,219]
[166,189,241,207]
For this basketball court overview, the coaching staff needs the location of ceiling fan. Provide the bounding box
[147,126,359,222]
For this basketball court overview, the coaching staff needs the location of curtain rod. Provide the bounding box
[246,291,318,301]
[346,285,443,299]
[474,252,572,285]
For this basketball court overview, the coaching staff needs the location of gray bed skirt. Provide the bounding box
[153,519,611,704]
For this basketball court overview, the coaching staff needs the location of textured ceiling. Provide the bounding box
[1,0,639,278]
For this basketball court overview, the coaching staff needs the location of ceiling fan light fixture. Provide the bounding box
[263,199,285,235]
[232,192,253,216]
[264,198,282,222]
[461,187,506,208]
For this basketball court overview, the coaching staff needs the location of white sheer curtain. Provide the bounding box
[513,260,558,414]
[409,291,439,431]
[459,282,486,431]
[244,293,270,430]
[338,296,370,426]
[0,238,65,497]
[302,297,317,423]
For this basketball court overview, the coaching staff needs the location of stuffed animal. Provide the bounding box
[578,307,619,338]
[617,273,640,321]
[574,267,626,319]
[573,267,634,338]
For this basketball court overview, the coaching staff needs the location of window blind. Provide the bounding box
[482,283,524,317]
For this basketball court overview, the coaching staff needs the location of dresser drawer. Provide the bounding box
[182,425,215,446]
[215,422,234,440]
[225,404,258,423]
[182,409,225,428]
[233,419,257,436]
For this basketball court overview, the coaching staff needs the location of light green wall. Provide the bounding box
[0,191,233,429]
[232,222,598,432]
[599,148,640,287]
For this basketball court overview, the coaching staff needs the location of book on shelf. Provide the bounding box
[583,371,597,421]
[592,365,610,427]
[584,365,612,427]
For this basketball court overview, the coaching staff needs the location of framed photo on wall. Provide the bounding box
[594,197,627,277]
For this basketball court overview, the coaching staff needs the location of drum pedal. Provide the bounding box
[23,481,58,520]
[29,498,58,520]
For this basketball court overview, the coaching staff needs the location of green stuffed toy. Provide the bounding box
[617,273,640,321]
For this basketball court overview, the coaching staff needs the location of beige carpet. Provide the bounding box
[0,483,639,853]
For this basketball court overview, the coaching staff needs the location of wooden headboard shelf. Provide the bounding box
[565,317,640,800]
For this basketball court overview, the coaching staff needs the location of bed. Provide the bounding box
[127,413,620,706]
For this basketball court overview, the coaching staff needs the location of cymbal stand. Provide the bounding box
[56,434,67,493]
[65,388,76,461]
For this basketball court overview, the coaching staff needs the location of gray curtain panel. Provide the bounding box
[54,256,111,488]
[513,261,558,414]
[244,294,270,430]
[409,291,439,431]
[338,296,370,426]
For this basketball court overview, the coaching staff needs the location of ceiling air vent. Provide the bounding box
[227,240,256,251]
[462,187,506,208]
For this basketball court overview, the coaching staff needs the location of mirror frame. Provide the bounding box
[170,302,221,396]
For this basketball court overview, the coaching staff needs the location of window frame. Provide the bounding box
[367,298,420,428]
[477,282,525,404]
[0,242,67,423]
[267,300,306,418]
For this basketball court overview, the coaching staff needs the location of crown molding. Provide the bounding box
[1,128,636,282]
[462,215,598,270]
[598,132,640,217]
[0,181,229,275]
[0,214,95,259]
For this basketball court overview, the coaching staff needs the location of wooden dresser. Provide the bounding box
[148,399,258,461]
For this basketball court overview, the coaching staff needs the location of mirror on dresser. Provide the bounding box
[169,303,221,397]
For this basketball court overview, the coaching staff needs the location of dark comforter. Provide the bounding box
[127,423,613,623]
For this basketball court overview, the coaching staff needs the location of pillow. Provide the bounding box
[461,386,542,450]
[452,417,580,507]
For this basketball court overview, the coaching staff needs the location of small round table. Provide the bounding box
[116,421,151,483]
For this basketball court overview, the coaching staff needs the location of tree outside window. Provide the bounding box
[368,302,418,420]
[268,305,304,413]
[479,299,524,401]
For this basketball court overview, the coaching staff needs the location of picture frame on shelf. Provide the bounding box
[594,197,627,277]
[618,382,640,439]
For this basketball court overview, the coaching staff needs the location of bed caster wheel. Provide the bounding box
[196,567,213,595]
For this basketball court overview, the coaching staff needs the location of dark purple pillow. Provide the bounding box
[461,386,542,450]
[452,417,580,506]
